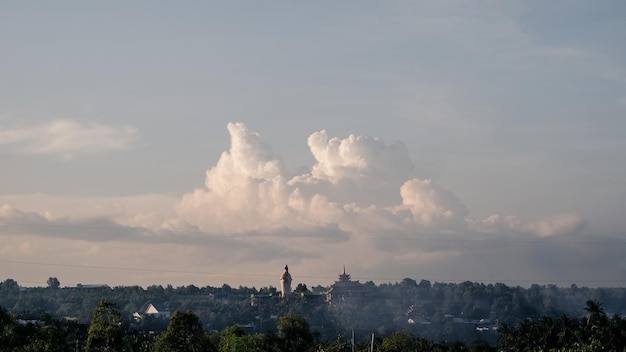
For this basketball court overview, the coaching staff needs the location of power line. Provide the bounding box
[0,259,337,280]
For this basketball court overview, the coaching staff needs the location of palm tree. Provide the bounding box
[555,314,580,348]
[583,300,608,347]
[584,300,605,326]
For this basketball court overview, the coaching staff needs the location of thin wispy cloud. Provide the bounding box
[0,119,138,159]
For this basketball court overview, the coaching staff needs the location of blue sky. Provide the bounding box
[1,1,625,289]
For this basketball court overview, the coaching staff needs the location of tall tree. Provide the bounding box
[277,313,316,352]
[584,299,605,326]
[86,299,126,352]
[583,299,609,347]
[46,277,60,289]
[154,310,213,352]
[1,278,19,290]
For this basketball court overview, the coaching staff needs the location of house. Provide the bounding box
[143,302,171,320]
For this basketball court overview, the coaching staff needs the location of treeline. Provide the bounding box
[2,277,626,345]
[3,299,626,351]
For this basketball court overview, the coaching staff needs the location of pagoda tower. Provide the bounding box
[325,265,368,305]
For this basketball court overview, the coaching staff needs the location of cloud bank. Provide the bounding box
[1,122,601,288]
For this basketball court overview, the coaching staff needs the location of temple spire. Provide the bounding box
[338,265,351,282]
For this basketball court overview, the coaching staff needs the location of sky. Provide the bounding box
[1,1,626,289]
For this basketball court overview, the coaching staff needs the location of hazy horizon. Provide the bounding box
[2,1,626,289]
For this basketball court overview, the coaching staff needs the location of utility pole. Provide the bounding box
[352,329,355,352]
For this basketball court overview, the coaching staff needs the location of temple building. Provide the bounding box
[325,266,369,305]
[280,265,292,298]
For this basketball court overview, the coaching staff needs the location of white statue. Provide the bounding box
[280,265,292,298]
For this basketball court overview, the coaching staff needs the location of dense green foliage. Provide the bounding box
[499,300,626,352]
[0,305,87,352]
[2,298,626,351]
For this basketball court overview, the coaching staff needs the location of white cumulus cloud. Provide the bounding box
[176,122,294,233]
[174,122,583,242]
[175,122,467,237]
